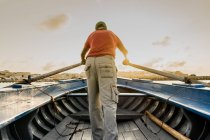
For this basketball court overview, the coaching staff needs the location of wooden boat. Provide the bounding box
[0,78,210,140]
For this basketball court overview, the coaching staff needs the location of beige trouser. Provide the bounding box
[85,55,119,140]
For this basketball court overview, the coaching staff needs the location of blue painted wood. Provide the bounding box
[1,78,210,130]
[0,80,86,129]
[118,78,210,120]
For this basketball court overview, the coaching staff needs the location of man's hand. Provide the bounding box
[123,58,130,65]
[81,59,86,65]
[81,47,89,65]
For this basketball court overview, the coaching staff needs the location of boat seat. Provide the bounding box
[69,108,143,121]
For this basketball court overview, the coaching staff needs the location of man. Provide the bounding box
[81,21,128,140]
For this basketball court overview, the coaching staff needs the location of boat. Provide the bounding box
[0,62,210,140]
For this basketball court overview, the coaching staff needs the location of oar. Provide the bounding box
[16,62,82,84]
[145,111,191,140]
[123,59,210,87]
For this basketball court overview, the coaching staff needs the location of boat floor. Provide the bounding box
[41,116,175,140]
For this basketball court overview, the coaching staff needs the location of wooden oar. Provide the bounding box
[16,62,82,84]
[145,111,191,140]
[123,59,210,87]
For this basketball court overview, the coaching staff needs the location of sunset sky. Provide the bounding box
[0,0,210,75]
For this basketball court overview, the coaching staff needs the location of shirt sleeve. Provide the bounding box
[84,37,90,48]
[84,32,94,48]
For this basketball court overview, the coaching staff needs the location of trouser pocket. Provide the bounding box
[111,84,119,103]
[99,63,114,78]
[84,64,91,78]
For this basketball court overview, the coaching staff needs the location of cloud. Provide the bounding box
[167,61,186,67]
[144,58,163,67]
[40,14,68,30]
[152,36,171,47]
[42,62,55,71]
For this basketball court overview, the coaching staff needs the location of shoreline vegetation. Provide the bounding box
[1,70,210,83]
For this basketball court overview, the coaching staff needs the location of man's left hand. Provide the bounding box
[81,59,86,65]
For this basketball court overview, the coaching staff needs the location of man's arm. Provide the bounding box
[116,37,128,58]
[81,47,89,64]
[115,35,129,65]
[118,43,128,58]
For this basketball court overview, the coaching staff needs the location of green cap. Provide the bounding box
[95,21,107,30]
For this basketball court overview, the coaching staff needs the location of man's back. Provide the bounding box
[84,30,121,58]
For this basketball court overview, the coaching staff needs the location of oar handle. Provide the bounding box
[123,59,210,87]
[18,62,82,84]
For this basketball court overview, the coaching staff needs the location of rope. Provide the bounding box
[5,72,90,139]
[52,110,90,139]
[23,79,90,139]
[1,64,89,139]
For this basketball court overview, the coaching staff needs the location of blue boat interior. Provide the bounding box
[0,78,210,140]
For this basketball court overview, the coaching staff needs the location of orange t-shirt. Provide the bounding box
[84,30,123,58]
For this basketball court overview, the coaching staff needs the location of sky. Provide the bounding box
[0,0,210,75]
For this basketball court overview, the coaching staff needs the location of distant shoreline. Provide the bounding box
[1,70,210,83]
[1,76,210,83]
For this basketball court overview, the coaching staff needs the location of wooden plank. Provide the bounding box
[42,116,77,140]
[133,130,147,140]
[122,131,137,140]
[142,116,176,140]
[134,118,159,140]
[70,109,141,121]
[71,121,85,140]
[128,121,139,131]
[58,118,83,140]
[57,127,75,140]
[118,122,125,133]
[82,123,92,140]
[118,132,125,140]
[129,120,147,140]
[123,121,131,132]
[50,119,79,140]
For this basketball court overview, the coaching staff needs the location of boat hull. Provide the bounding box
[0,78,210,140]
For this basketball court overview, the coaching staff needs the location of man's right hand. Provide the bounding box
[123,58,130,65]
